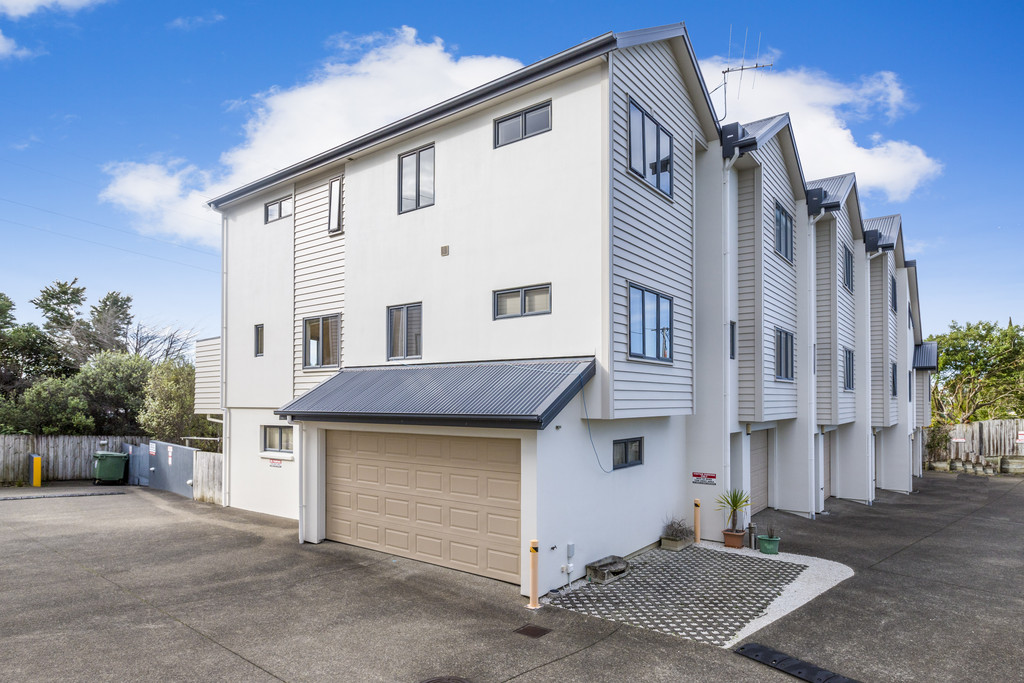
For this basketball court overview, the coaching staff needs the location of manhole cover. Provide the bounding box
[514,624,551,638]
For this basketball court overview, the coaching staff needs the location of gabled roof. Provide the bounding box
[721,113,806,202]
[913,342,938,370]
[276,357,596,429]
[864,214,901,247]
[905,259,923,344]
[209,23,719,210]
[806,172,863,237]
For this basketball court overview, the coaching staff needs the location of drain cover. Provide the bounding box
[514,624,551,638]
[735,643,859,682]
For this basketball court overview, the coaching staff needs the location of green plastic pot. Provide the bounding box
[757,535,780,555]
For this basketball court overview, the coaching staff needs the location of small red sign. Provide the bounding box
[269,459,282,468]
[167,445,173,465]
[692,471,717,485]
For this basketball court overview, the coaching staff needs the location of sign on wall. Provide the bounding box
[149,442,156,456]
[167,445,173,465]
[692,471,717,486]
[269,459,282,468]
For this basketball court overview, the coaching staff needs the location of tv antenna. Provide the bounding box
[710,27,773,122]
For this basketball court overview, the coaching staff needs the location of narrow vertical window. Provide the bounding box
[730,321,736,360]
[843,245,854,291]
[387,303,422,360]
[327,176,343,234]
[891,362,898,397]
[254,324,264,357]
[627,98,673,197]
[399,146,434,213]
[844,348,855,390]
[775,328,794,380]
[890,275,897,312]
[775,202,794,262]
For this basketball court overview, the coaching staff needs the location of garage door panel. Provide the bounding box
[326,430,521,583]
[750,431,769,514]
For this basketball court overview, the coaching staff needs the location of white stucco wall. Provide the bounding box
[227,408,299,519]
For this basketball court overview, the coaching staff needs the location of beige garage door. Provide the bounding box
[325,430,521,583]
[750,430,769,513]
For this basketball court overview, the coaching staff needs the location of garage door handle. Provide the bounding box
[150,467,156,472]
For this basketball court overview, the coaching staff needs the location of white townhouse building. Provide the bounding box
[195,22,932,595]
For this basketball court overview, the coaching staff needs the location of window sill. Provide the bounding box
[623,168,674,204]
[774,377,795,383]
[398,203,435,215]
[260,453,294,461]
[612,461,644,471]
[772,249,796,267]
[302,364,340,371]
[627,354,674,366]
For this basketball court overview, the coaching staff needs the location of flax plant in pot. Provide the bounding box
[715,488,750,549]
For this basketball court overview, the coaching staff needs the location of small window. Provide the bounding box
[263,425,293,453]
[399,145,435,213]
[775,202,794,262]
[730,321,736,360]
[254,324,264,357]
[775,328,794,380]
[612,437,643,470]
[628,98,673,196]
[843,348,855,390]
[327,176,343,234]
[891,362,898,397]
[303,314,339,368]
[843,245,854,291]
[494,102,551,147]
[494,285,551,319]
[909,370,913,402]
[264,196,293,224]
[890,275,897,312]
[628,284,672,362]
[388,303,422,360]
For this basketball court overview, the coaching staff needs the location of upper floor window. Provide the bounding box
[843,245,854,291]
[495,102,551,147]
[775,202,794,262]
[494,285,551,319]
[730,321,737,360]
[265,196,293,223]
[890,275,897,312]
[612,437,643,470]
[775,328,795,381]
[263,425,293,453]
[909,370,913,402]
[628,284,672,362]
[254,324,264,357]
[328,176,343,234]
[388,303,422,360]
[843,348,855,390]
[628,98,673,196]
[399,145,434,213]
[891,362,898,397]
[303,314,339,368]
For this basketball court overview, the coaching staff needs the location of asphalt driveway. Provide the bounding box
[1,473,1021,682]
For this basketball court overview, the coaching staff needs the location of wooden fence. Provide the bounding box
[928,419,1024,464]
[0,435,148,484]
[192,451,223,505]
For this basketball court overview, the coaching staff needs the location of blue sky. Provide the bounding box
[1,0,1020,342]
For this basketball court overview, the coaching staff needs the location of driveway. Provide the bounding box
[1,473,1021,681]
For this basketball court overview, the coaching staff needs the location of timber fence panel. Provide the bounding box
[0,435,148,484]
[192,451,223,505]
[928,419,1024,464]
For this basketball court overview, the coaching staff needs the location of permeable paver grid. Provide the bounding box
[546,546,807,647]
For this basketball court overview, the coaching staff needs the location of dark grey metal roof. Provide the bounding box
[863,214,901,248]
[721,112,806,201]
[913,342,938,370]
[806,173,856,209]
[209,23,719,210]
[276,357,596,429]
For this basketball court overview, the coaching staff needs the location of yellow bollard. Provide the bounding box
[526,539,541,609]
[694,499,701,543]
[31,454,41,487]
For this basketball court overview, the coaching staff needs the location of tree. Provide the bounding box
[0,293,14,330]
[139,358,221,446]
[87,291,134,354]
[127,323,196,363]
[0,323,76,397]
[930,320,1024,424]
[31,278,88,362]
[74,351,152,435]
[11,377,95,435]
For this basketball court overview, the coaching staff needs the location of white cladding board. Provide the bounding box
[915,371,930,428]
[736,168,759,420]
[836,210,857,424]
[815,221,835,424]
[324,430,521,584]
[750,430,769,513]
[871,252,896,426]
[194,337,222,413]
[294,171,346,397]
[823,431,832,499]
[888,253,899,426]
[608,42,699,418]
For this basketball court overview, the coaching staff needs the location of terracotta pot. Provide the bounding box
[723,529,745,548]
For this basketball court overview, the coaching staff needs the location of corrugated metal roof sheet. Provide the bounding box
[864,214,901,246]
[740,113,788,141]
[276,357,596,429]
[913,342,938,370]
[806,173,855,205]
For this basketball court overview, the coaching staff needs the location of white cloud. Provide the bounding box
[0,0,106,19]
[0,27,30,58]
[701,55,942,202]
[167,13,224,31]
[101,26,522,247]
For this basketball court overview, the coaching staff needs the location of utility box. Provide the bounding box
[93,452,129,484]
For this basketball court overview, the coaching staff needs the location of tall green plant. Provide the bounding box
[715,488,750,532]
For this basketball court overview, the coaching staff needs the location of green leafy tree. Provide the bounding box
[0,294,76,398]
[31,278,88,360]
[930,320,1024,423]
[0,293,14,330]
[74,351,152,435]
[139,358,221,446]
[87,291,134,354]
[13,377,95,435]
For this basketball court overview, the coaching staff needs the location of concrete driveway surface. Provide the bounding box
[1,472,1021,682]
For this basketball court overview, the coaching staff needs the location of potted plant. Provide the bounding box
[715,488,750,549]
[757,525,780,555]
[660,516,694,551]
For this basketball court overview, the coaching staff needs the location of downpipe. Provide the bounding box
[289,417,305,544]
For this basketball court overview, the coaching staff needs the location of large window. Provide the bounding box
[628,284,672,362]
[775,202,794,262]
[263,425,293,453]
[843,245,854,291]
[265,196,293,223]
[303,315,339,368]
[494,102,551,147]
[775,328,795,380]
[399,145,435,213]
[891,362,898,397]
[327,176,343,234]
[890,275,898,312]
[844,348,855,390]
[494,284,551,319]
[254,324,264,357]
[612,437,643,470]
[388,303,422,360]
[628,98,673,196]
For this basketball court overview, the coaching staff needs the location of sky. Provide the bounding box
[1,0,1020,343]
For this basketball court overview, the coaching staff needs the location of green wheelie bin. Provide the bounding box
[92,451,129,485]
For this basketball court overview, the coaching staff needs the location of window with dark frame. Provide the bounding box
[612,437,643,470]
[730,321,736,359]
[843,245,854,291]
[627,98,673,196]
[254,324,264,357]
[909,370,913,402]
[327,176,343,234]
[494,285,551,319]
[844,348,855,390]
[303,314,339,368]
[264,196,293,223]
[891,362,898,397]
[628,284,672,362]
[263,425,293,453]
[399,145,435,213]
[775,328,794,380]
[387,303,422,360]
[775,202,794,262]
[494,102,551,147]
[890,275,897,312]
